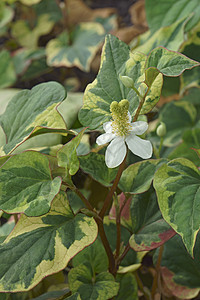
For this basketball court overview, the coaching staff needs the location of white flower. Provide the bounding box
[96,100,152,168]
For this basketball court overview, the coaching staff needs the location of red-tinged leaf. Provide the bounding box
[128,189,175,251]
[129,219,176,251]
[109,193,131,221]
[160,267,200,299]
[154,235,200,298]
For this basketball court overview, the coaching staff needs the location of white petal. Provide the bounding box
[126,134,152,159]
[103,121,113,133]
[96,132,115,145]
[128,111,132,122]
[130,121,148,135]
[105,137,127,168]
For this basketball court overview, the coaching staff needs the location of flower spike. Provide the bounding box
[96,100,153,168]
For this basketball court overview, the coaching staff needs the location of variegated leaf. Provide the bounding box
[0,192,97,292]
[46,22,105,72]
[0,82,66,155]
[153,158,200,255]
[0,151,62,216]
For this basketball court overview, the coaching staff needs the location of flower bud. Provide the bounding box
[119,75,134,88]
[156,122,166,137]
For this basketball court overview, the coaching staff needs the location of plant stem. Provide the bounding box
[133,87,150,122]
[115,195,130,261]
[116,243,130,267]
[99,153,127,219]
[135,272,150,300]
[14,214,18,224]
[74,189,115,274]
[151,244,164,299]
[158,137,164,157]
[74,188,94,211]
[95,218,115,274]
[115,209,121,260]
[132,86,142,98]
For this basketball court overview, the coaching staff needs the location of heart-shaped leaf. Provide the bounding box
[0,192,97,292]
[129,189,175,251]
[0,151,62,216]
[0,81,66,155]
[68,264,119,300]
[46,22,105,71]
[153,158,200,255]
[11,15,54,49]
[72,238,108,273]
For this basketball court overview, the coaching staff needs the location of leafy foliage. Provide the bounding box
[0,0,200,299]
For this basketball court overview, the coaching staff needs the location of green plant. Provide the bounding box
[0,1,200,299]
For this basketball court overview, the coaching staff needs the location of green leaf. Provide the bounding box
[129,189,175,251]
[95,15,118,34]
[0,221,15,244]
[103,217,144,272]
[0,88,19,115]
[58,92,83,129]
[33,0,62,22]
[146,0,200,33]
[124,52,163,116]
[145,47,200,77]
[0,50,16,89]
[0,151,62,216]
[115,273,138,300]
[169,128,200,166]
[12,133,62,155]
[180,43,200,93]
[46,23,105,72]
[31,288,70,300]
[67,190,87,214]
[130,219,175,252]
[21,57,51,82]
[0,5,14,31]
[0,81,66,155]
[64,294,81,300]
[12,48,47,76]
[134,17,187,54]
[159,100,197,146]
[79,152,118,187]
[73,237,108,273]
[0,192,98,292]
[68,264,119,300]
[180,67,200,94]
[119,159,166,194]
[78,34,130,129]
[79,34,161,126]
[19,0,42,4]
[11,15,54,49]
[79,35,199,127]
[153,158,200,255]
[155,234,200,298]
[57,128,86,176]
